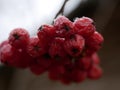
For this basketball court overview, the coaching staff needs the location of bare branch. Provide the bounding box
[55,0,69,19]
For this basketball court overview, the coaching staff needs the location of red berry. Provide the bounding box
[0,43,19,67]
[71,69,87,83]
[84,47,96,56]
[0,43,32,68]
[54,16,73,31]
[74,17,95,37]
[91,53,100,65]
[60,63,74,84]
[0,41,9,58]
[52,56,71,67]
[18,50,33,68]
[86,31,104,51]
[76,57,92,70]
[37,53,52,69]
[0,40,9,49]
[60,72,72,85]
[54,16,73,37]
[37,25,56,47]
[49,37,66,58]
[30,61,46,75]
[64,61,74,72]
[87,65,102,80]
[48,65,65,80]
[38,25,56,37]
[64,34,85,57]
[27,36,46,57]
[8,28,30,49]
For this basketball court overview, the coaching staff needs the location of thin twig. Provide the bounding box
[55,0,69,19]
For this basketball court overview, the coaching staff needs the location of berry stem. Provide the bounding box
[55,0,69,18]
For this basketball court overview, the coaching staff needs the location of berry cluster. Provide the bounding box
[0,16,104,85]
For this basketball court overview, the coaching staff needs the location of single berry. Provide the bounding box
[48,65,65,81]
[8,28,30,49]
[38,25,56,37]
[71,69,87,83]
[60,72,72,85]
[37,53,52,69]
[30,60,46,75]
[27,36,46,57]
[74,17,95,37]
[86,31,104,51]
[76,57,92,70]
[91,53,100,65]
[64,34,85,57]
[54,16,73,31]
[0,40,9,56]
[0,43,20,67]
[37,25,56,47]
[87,64,102,80]
[49,37,66,58]
[54,16,73,37]
[83,47,96,56]
[0,40,9,49]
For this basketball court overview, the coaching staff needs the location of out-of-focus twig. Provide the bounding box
[55,0,69,19]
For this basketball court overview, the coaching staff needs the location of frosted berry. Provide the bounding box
[37,25,56,47]
[0,43,20,67]
[0,40,9,56]
[74,17,95,37]
[86,31,104,51]
[0,43,32,68]
[38,25,56,37]
[27,36,46,57]
[54,16,73,37]
[8,28,30,49]
[64,34,85,57]
[49,37,66,58]
[0,40,9,49]
[54,16,73,31]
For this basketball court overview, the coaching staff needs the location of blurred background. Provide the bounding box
[0,0,120,90]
